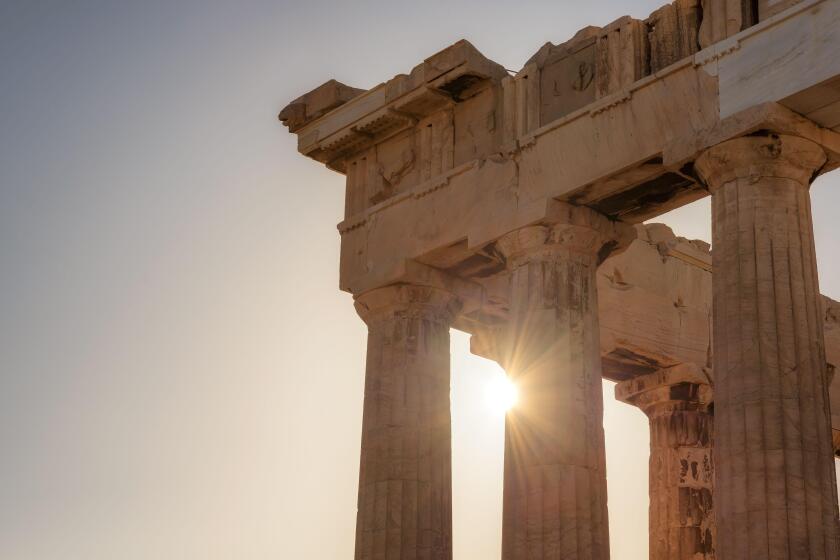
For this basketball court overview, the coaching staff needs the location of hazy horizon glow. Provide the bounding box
[2,2,839,559]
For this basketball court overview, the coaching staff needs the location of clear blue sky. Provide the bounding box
[2,1,839,559]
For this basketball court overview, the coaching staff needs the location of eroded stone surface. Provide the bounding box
[496,209,621,560]
[696,134,840,559]
[616,364,715,560]
[353,285,461,560]
[279,79,364,133]
[280,1,840,298]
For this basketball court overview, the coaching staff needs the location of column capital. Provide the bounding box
[615,363,712,417]
[353,283,462,326]
[495,202,634,268]
[694,134,827,192]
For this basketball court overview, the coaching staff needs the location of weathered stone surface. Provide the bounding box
[528,29,599,126]
[284,2,840,297]
[598,223,712,381]
[698,0,750,48]
[757,0,803,20]
[616,364,715,560]
[496,205,632,560]
[278,79,365,133]
[716,0,840,124]
[353,285,462,560]
[647,0,701,73]
[595,17,649,99]
[826,297,840,454]
[696,134,840,559]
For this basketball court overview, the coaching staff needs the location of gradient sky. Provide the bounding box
[2,2,840,559]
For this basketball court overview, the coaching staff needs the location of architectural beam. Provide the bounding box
[281,0,840,297]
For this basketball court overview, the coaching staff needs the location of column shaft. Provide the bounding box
[353,285,461,560]
[498,209,630,560]
[696,134,840,559]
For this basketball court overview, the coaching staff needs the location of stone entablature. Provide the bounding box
[281,0,840,303]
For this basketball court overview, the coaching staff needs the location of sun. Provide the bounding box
[485,373,518,413]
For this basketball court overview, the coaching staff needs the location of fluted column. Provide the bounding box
[616,364,715,560]
[695,134,840,559]
[497,204,631,560]
[353,284,462,560]
[831,365,840,458]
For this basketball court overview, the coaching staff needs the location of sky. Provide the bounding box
[1,1,839,559]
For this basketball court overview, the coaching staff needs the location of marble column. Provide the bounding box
[615,364,715,560]
[695,134,840,559]
[497,204,631,560]
[353,284,461,560]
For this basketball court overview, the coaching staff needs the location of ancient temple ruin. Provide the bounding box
[279,0,840,557]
